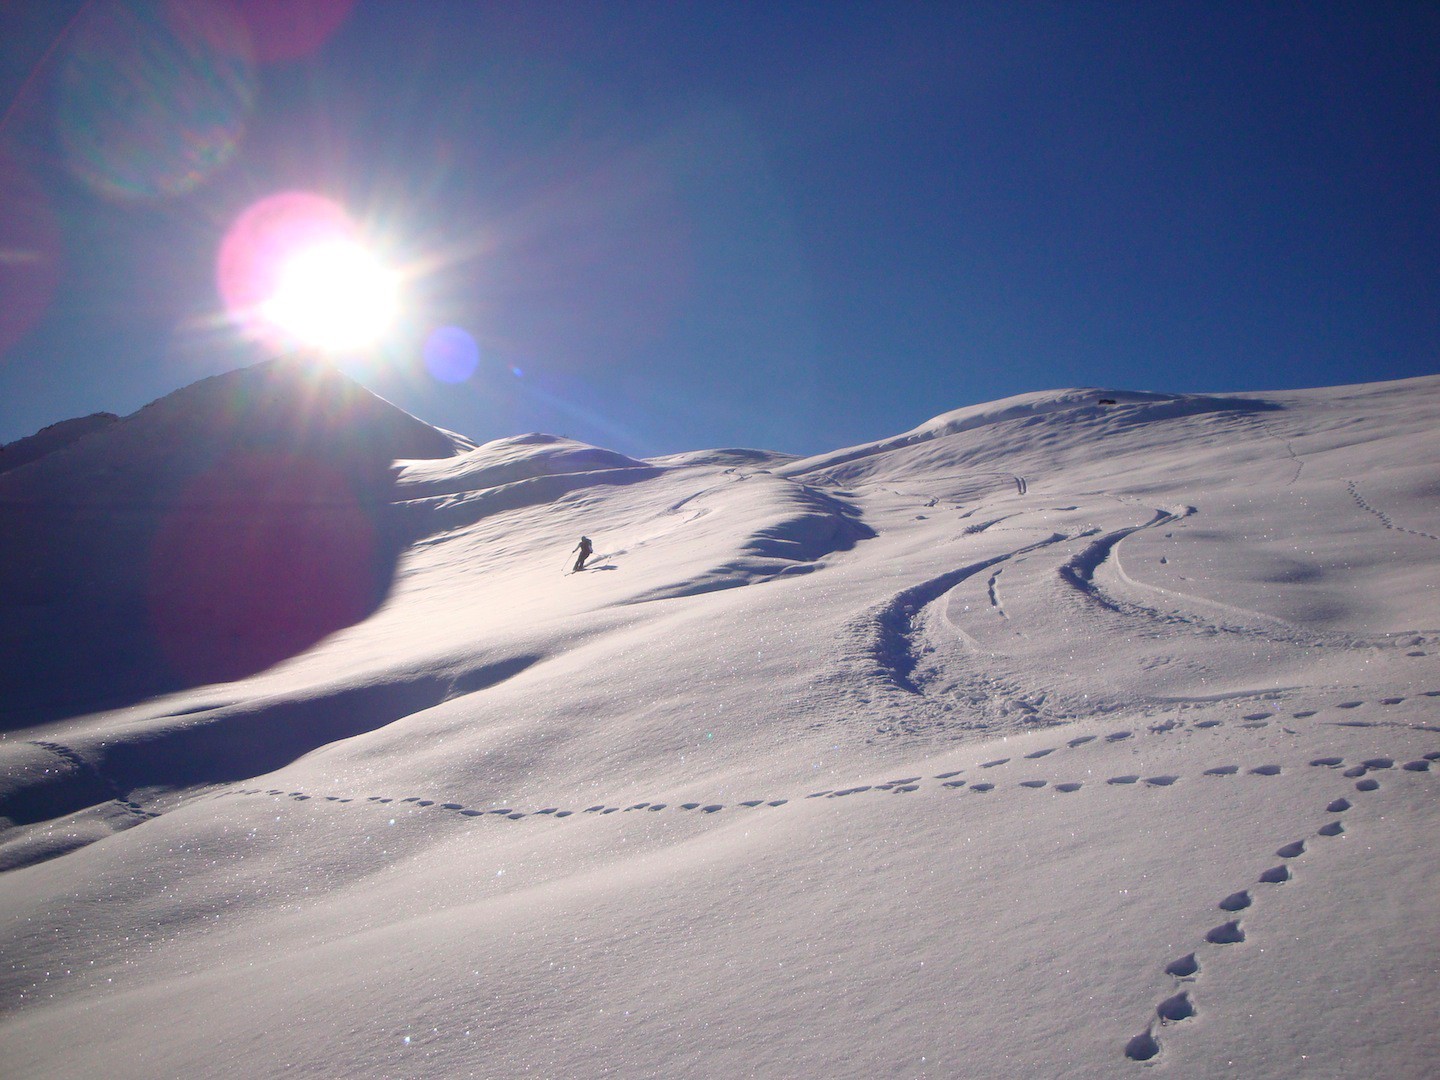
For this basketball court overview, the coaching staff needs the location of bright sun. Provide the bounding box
[260,239,398,351]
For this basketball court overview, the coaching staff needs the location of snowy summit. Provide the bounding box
[1,362,1438,1077]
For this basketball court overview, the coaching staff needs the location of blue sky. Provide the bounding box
[2,1,1437,457]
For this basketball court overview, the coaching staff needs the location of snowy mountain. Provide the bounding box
[1,366,1437,1077]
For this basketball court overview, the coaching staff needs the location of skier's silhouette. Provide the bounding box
[572,535,594,573]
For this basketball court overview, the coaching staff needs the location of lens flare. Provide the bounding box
[218,191,398,352]
[0,155,61,359]
[225,0,358,64]
[54,0,255,200]
[423,326,480,383]
[147,450,381,684]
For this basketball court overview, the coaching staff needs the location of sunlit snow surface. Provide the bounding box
[1,371,1438,1077]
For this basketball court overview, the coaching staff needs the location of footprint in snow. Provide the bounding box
[1310,757,1344,767]
[1204,765,1239,776]
[1107,775,1140,785]
[1259,865,1291,884]
[1156,991,1196,1023]
[1164,953,1199,979]
[1402,760,1431,771]
[1318,821,1345,837]
[1124,1030,1161,1062]
[1024,748,1055,759]
[1355,778,1380,792]
[1276,840,1306,858]
[1055,782,1083,793]
[1249,765,1282,776]
[1068,735,1097,747]
[1219,890,1251,912]
[1020,780,1047,789]
[1144,775,1179,787]
[981,758,1009,768]
[1194,720,1222,729]
[1206,921,1246,945]
[970,783,995,793]
[1327,798,1352,813]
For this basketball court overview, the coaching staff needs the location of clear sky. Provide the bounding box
[2,1,1437,457]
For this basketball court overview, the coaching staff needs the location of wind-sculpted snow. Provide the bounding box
[395,432,651,500]
[0,653,539,863]
[777,387,1282,486]
[2,370,1439,1079]
[615,471,874,604]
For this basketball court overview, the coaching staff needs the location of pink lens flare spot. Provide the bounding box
[146,450,381,684]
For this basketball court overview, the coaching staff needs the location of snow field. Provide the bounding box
[2,368,1438,1076]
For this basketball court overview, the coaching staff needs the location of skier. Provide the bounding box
[571,535,594,573]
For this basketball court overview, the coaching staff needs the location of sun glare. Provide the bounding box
[218,191,401,353]
[260,240,398,351]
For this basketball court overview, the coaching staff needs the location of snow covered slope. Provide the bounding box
[1,370,1437,1077]
[0,359,467,724]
